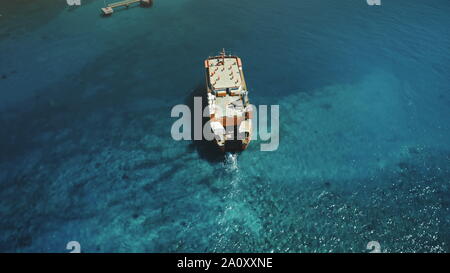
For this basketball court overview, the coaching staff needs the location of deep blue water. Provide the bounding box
[0,0,449,252]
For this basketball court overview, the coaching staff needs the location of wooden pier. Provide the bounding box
[101,0,152,16]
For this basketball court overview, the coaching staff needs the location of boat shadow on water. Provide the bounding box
[185,83,229,163]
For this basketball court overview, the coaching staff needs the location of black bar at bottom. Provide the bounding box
[0,252,444,271]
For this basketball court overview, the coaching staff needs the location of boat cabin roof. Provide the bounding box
[207,57,242,90]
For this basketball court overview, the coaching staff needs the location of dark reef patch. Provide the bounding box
[0,1,66,40]
[320,103,333,111]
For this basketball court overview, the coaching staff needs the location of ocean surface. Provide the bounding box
[0,0,449,252]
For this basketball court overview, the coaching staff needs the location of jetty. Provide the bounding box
[101,0,152,16]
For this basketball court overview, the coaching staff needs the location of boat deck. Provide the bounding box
[214,95,244,119]
[207,57,242,90]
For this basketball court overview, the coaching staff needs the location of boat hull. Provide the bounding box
[204,51,252,152]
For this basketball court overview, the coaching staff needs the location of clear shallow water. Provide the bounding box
[0,0,449,252]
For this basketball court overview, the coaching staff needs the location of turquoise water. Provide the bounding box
[0,0,449,252]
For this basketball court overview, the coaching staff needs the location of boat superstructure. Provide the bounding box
[204,50,252,151]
